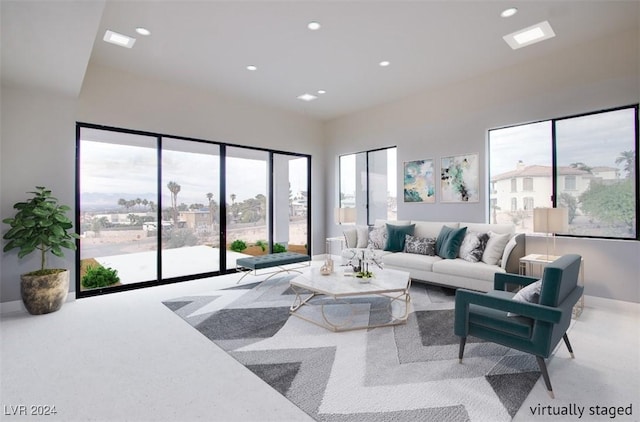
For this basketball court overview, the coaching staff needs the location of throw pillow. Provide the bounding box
[481,231,511,265]
[458,231,489,263]
[356,226,369,248]
[404,234,436,256]
[436,226,468,259]
[384,224,416,252]
[368,225,387,250]
[343,227,358,248]
[508,280,542,317]
[500,236,519,269]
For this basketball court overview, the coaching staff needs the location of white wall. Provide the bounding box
[0,63,326,304]
[1,86,79,303]
[324,28,640,302]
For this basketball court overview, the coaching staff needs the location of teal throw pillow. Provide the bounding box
[384,224,415,252]
[436,226,468,259]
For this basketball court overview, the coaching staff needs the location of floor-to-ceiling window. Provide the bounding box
[77,124,311,297]
[338,146,397,225]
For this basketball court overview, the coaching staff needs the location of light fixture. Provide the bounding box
[500,7,518,18]
[503,21,556,50]
[317,90,326,94]
[297,93,318,102]
[246,65,258,71]
[103,30,136,48]
[379,60,390,67]
[533,207,568,260]
[307,21,321,30]
[135,27,151,36]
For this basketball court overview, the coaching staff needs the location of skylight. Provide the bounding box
[103,30,136,48]
[503,21,555,50]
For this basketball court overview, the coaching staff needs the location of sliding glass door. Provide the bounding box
[161,138,220,277]
[225,147,269,266]
[78,128,158,291]
[77,124,311,297]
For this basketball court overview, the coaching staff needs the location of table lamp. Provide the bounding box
[533,207,568,260]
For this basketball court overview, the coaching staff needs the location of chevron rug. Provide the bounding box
[163,275,541,421]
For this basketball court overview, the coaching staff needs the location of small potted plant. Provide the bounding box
[2,187,79,315]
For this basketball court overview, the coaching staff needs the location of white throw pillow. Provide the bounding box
[356,226,369,248]
[508,280,542,317]
[481,231,511,265]
[500,236,518,269]
[343,228,358,248]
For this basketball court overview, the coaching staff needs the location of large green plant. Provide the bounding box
[2,186,79,275]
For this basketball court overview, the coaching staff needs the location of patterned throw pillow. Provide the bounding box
[508,280,542,317]
[404,235,436,256]
[458,232,489,263]
[368,225,387,250]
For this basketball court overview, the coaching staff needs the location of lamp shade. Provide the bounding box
[335,207,357,224]
[533,207,568,234]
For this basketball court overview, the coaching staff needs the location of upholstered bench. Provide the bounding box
[236,252,311,283]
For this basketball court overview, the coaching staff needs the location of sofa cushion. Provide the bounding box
[436,226,467,259]
[404,234,436,256]
[482,231,511,265]
[500,235,519,269]
[385,223,415,252]
[356,225,369,248]
[432,258,506,282]
[343,227,358,248]
[458,231,489,263]
[382,252,442,272]
[463,223,514,235]
[368,225,387,250]
[413,221,459,239]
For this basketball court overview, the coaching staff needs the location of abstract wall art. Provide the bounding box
[403,159,435,203]
[440,153,479,203]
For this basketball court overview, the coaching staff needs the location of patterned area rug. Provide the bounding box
[163,276,541,421]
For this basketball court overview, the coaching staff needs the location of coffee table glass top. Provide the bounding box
[291,266,410,297]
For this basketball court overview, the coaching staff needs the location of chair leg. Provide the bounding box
[563,333,575,358]
[458,337,466,363]
[535,356,555,399]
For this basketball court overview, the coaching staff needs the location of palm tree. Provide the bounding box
[206,192,214,226]
[570,162,593,174]
[615,150,635,179]
[167,181,181,224]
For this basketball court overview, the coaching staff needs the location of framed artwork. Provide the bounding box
[440,153,479,203]
[403,159,435,203]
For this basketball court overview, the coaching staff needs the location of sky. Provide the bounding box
[489,107,635,176]
[80,140,308,207]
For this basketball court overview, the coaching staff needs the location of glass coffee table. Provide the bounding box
[289,266,411,332]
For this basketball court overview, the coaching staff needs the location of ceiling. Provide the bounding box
[2,1,638,121]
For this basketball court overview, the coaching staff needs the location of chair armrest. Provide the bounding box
[494,272,539,291]
[455,289,563,324]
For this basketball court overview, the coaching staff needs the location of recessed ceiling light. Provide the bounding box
[246,65,258,71]
[307,21,321,30]
[103,30,136,48]
[503,21,556,50]
[297,93,318,102]
[379,60,390,67]
[317,90,326,94]
[135,27,151,36]
[500,8,518,18]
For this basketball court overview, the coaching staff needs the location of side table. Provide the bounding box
[519,254,584,318]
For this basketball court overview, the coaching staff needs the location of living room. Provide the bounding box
[1,1,638,421]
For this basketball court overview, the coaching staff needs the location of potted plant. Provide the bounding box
[2,186,79,315]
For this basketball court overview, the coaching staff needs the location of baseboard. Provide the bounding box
[584,294,639,313]
[0,292,76,316]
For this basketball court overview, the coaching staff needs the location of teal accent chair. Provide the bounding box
[454,254,583,398]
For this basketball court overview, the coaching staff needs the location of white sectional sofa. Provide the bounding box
[340,220,525,292]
